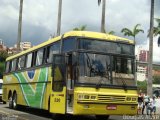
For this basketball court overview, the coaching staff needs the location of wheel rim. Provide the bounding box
[13,94,17,108]
[9,97,12,107]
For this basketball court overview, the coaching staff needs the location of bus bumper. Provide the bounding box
[74,103,137,115]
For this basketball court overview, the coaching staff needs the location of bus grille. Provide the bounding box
[97,94,126,103]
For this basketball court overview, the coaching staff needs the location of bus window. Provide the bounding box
[46,42,60,63]
[36,48,44,66]
[11,59,17,71]
[18,56,25,70]
[62,38,76,52]
[26,53,33,68]
[5,61,10,73]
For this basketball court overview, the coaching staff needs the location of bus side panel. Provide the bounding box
[3,67,51,109]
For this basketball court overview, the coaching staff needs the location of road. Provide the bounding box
[1,101,160,120]
[0,103,123,120]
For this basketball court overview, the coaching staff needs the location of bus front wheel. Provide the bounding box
[8,96,13,109]
[96,115,110,120]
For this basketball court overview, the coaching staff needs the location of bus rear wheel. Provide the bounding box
[96,115,110,120]
[12,93,18,109]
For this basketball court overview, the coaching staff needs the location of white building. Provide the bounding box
[136,66,147,81]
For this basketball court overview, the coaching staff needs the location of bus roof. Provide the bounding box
[6,31,134,61]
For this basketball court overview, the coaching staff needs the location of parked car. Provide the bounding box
[153,89,160,98]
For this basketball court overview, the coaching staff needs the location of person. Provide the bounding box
[150,96,156,115]
[138,93,144,114]
[143,94,150,115]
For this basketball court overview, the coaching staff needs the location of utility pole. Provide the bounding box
[17,0,23,51]
[101,0,106,33]
[57,0,62,36]
[148,0,154,97]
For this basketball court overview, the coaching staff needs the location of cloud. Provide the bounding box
[0,0,160,62]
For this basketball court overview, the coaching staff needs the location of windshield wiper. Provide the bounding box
[96,65,110,89]
[116,73,127,91]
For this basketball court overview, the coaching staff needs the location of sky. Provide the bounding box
[0,0,160,62]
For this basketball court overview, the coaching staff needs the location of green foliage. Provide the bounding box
[121,24,144,40]
[73,25,87,31]
[153,75,160,84]
[0,50,8,78]
[0,50,8,62]
[137,81,147,93]
[0,62,5,79]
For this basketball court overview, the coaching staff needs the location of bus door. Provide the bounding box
[50,54,67,114]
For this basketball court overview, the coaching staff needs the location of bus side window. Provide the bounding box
[18,55,26,70]
[46,42,60,63]
[26,53,33,68]
[5,61,10,73]
[35,48,44,66]
[11,59,17,72]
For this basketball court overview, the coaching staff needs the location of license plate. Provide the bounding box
[106,105,117,110]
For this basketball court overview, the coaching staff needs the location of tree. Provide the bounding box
[73,25,87,31]
[121,24,144,41]
[107,31,115,35]
[148,0,154,97]
[98,0,106,33]
[153,18,160,47]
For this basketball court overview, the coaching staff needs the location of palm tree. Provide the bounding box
[148,0,155,97]
[17,0,23,51]
[98,0,106,33]
[73,25,87,31]
[107,31,115,35]
[153,18,160,46]
[121,24,144,41]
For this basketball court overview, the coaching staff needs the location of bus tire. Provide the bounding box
[12,93,18,109]
[96,115,110,120]
[8,95,13,109]
[3,101,6,104]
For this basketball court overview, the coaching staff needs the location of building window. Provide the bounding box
[26,53,33,68]
[36,48,44,66]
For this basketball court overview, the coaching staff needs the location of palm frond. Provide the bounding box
[108,31,115,35]
[121,28,133,37]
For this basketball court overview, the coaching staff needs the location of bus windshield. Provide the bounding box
[79,38,134,55]
[78,53,136,87]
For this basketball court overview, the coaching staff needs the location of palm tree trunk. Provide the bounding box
[57,0,62,36]
[17,0,23,51]
[148,0,154,97]
[101,0,106,33]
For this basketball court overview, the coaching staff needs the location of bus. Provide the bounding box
[3,31,138,119]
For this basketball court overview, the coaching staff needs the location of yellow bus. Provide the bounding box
[3,31,138,119]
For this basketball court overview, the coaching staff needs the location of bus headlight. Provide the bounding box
[126,97,131,101]
[78,94,97,101]
[132,97,137,101]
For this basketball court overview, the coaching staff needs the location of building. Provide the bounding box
[136,47,149,81]
[14,42,32,51]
